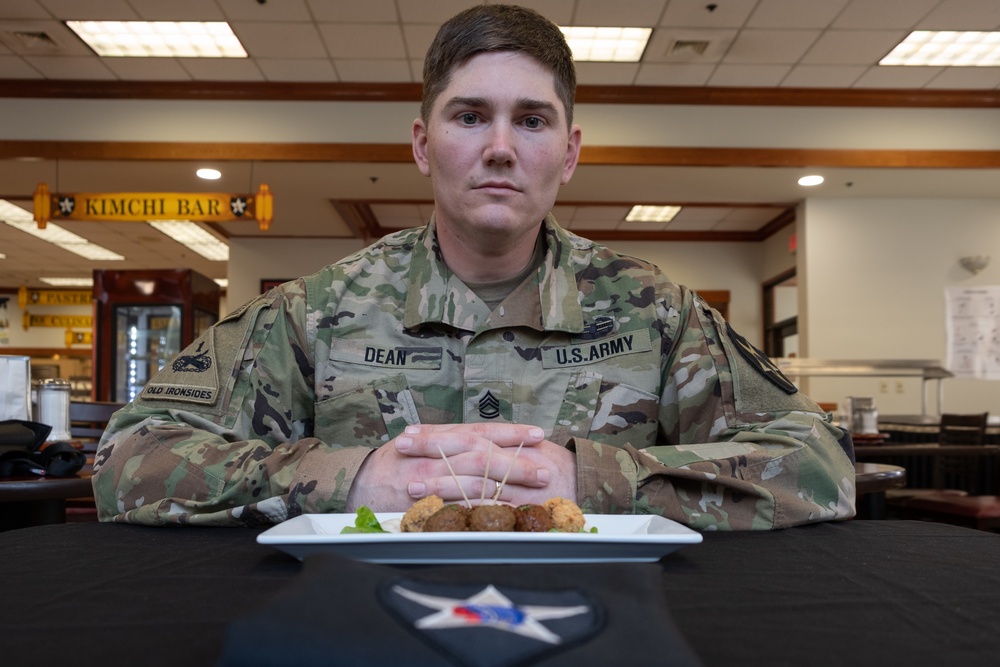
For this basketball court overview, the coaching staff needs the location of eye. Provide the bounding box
[523,116,544,129]
[460,113,479,125]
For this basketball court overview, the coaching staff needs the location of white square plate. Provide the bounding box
[258,513,703,564]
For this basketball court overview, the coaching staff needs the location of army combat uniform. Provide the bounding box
[92,217,856,530]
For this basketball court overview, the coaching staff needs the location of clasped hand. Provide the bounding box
[346,423,576,512]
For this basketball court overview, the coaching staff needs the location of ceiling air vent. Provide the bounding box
[670,40,711,56]
[6,29,61,51]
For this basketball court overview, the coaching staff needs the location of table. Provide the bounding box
[0,471,93,531]
[854,462,906,519]
[1,520,997,666]
[855,443,999,495]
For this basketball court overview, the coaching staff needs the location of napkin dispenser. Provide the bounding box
[0,355,32,421]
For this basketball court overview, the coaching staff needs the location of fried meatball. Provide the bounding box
[422,504,471,532]
[542,497,586,533]
[400,495,445,533]
[514,504,553,532]
[468,504,517,532]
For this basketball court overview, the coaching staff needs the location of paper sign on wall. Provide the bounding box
[945,286,1000,379]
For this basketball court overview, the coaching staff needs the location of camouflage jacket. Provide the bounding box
[92,217,856,529]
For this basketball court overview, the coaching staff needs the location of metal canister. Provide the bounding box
[36,378,72,442]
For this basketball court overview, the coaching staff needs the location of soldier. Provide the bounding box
[92,4,855,530]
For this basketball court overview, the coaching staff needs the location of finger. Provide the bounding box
[404,422,545,447]
[409,475,516,505]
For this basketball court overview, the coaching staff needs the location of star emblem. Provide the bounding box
[230,196,248,216]
[58,196,75,216]
[392,584,588,645]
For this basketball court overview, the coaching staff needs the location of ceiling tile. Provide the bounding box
[0,20,97,56]
[0,54,40,77]
[665,218,718,231]
[396,0,479,24]
[23,54,116,79]
[402,24,440,61]
[511,0,576,24]
[673,207,736,221]
[800,30,906,65]
[178,57,265,81]
[574,61,639,85]
[37,0,139,20]
[101,57,193,80]
[723,29,822,64]
[257,58,337,82]
[634,62,715,86]
[853,65,944,88]
[0,1,50,20]
[832,0,940,29]
[714,217,764,231]
[916,0,1000,30]
[573,0,667,26]
[708,64,792,86]
[232,22,328,59]
[216,0,313,22]
[924,67,1000,89]
[781,65,865,87]
[318,23,406,59]
[126,0,225,21]
[747,0,850,29]
[335,59,414,83]
[306,0,399,23]
[660,0,757,28]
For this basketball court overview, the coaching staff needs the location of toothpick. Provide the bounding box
[492,441,524,503]
[480,442,493,502]
[437,445,471,509]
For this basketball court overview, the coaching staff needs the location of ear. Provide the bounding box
[412,118,431,177]
[560,124,582,185]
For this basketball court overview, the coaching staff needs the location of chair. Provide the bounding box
[69,401,126,442]
[889,412,1000,531]
[65,401,124,523]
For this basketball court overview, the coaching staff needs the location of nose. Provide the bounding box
[482,122,515,167]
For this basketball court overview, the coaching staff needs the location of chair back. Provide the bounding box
[69,401,126,441]
[938,412,989,447]
[933,412,990,492]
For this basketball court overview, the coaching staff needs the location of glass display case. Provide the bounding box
[93,269,220,403]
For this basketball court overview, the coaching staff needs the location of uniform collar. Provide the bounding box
[403,215,584,334]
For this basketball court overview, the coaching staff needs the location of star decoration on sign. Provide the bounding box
[58,197,75,216]
[230,196,247,216]
[391,584,588,645]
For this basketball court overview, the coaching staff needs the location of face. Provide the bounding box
[412,51,581,257]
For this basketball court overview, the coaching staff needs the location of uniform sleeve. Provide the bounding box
[573,290,856,530]
[91,282,371,526]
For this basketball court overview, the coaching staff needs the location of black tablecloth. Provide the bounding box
[1,520,997,667]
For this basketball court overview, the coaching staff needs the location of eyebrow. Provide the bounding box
[443,96,561,117]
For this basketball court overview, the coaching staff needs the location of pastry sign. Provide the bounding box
[32,182,274,231]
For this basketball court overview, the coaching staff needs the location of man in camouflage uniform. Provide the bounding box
[93,5,855,530]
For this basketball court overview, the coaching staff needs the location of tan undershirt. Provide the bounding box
[464,234,545,312]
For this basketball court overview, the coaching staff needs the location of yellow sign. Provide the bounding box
[65,329,93,346]
[33,182,274,231]
[22,312,93,330]
[18,286,92,309]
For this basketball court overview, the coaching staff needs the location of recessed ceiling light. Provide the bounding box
[881,31,1000,66]
[40,277,94,287]
[197,168,222,180]
[560,26,652,62]
[149,220,229,261]
[625,205,683,222]
[65,21,248,58]
[798,175,825,187]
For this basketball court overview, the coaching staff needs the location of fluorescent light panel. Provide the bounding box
[66,21,247,58]
[881,31,1000,66]
[626,205,683,223]
[149,220,229,261]
[560,26,652,62]
[1,200,125,260]
[40,277,94,287]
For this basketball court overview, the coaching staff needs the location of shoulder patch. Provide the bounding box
[725,323,797,395]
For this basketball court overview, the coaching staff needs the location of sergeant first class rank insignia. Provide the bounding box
[380,579,603,667]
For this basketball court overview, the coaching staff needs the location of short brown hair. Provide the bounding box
[421,4,576,126]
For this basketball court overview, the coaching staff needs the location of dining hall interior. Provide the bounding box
[2,2,1000,665]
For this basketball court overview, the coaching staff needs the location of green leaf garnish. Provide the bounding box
[340,506,386,533]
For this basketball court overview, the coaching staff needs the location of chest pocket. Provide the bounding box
[314,373,420,448]
[550,370,659,449]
